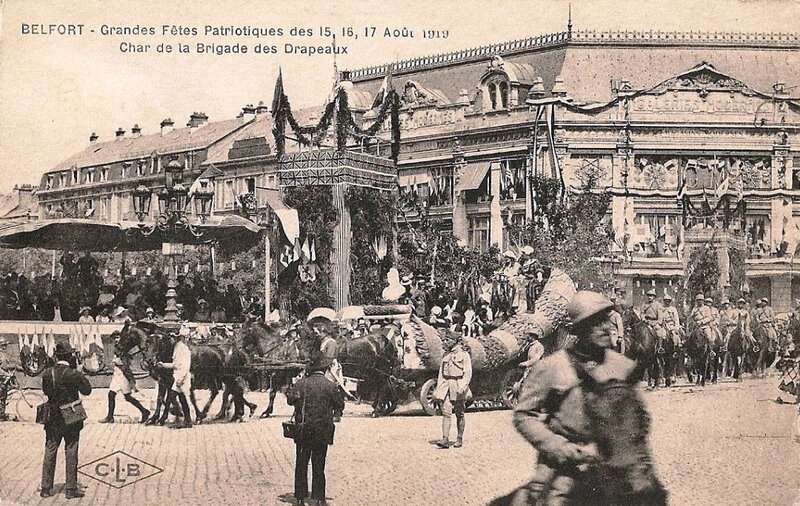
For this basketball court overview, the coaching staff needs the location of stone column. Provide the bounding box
[330,184,351,311]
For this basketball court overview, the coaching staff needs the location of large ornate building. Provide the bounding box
[37,27,800,310]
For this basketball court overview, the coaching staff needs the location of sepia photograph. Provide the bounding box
[1,0,800,504]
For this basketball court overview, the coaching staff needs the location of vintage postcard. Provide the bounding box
[1,0,800,504]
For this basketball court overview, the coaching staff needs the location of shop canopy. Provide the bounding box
[0,216,263,252]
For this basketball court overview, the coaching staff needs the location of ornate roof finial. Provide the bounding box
[567,3,573,37]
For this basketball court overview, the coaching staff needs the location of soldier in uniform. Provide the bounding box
[641,289,667,346]
[608,294,626,355]
[736,298,756,347]
[512,291,665,504]
[433,336,472,449]
[661,294,681,348]
[706,297,722,343]
[753,298,778,347]
[690,294,716,343]
[719,299,739,345]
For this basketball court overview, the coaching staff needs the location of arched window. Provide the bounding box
[483,75,510,111]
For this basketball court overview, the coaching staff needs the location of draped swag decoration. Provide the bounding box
[272,87,401,161]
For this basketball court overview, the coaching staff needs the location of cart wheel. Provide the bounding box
[419,378,438,416]
[15,389,45,423]
[373,398,397,417]
[501,368,525,409]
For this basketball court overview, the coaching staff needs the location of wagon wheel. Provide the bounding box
[501,367,525,409]
[373,397,397,416]
[419,378,438,416]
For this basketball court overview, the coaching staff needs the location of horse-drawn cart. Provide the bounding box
[356,268,577,416]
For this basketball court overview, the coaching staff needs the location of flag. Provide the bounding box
[293,238,302,264]
[371,69,393,109]
[714,177,730,198]
[271,68,284,118]
[280,245,294,267]
[676,179,686,201]
[302,237,312,263]
[310,239,316,263]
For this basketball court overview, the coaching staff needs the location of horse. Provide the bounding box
[337,325,403,416]
[723,320,748,382]
[683,318,718,386]
[785,312,800,357]
[750,321,777,378]
[623,311,674,388]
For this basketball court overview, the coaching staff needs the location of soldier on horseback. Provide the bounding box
[642,289,668,351]
[754,298,778,346]
[661,294,682,348]
[736,298,755,346]
[719,299,739,346]
[691,294,716,343]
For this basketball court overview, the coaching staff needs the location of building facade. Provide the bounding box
[38,28,800,310]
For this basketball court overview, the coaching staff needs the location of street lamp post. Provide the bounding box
[131,157,214,326]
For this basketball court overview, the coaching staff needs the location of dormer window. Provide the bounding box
[59,173,66,187]
[136,161,145,177]
[121,162,130,178]
[484,76,509,110]
[46,176,53,190]
[85,169,95,184]
[71,169,79,185]
[100,167,108,182]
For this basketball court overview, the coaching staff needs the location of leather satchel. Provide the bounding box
[35,402,52,425]
[59,399,87,426]
[282,380,306,440]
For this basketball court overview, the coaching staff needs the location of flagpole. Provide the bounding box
[264,229,271,320]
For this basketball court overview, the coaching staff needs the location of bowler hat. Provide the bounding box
[54,342,75,359]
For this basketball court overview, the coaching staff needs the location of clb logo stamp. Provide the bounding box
[78,451,162,489]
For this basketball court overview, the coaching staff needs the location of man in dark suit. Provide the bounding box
[287,351,345,506]
[40,342,92,499]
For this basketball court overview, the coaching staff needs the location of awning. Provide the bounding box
[0,216,263,252]
[261,188,299,244]
[398,172,431,187]
[455,162,491,193]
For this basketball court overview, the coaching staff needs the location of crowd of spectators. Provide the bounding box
[0,253,250,323]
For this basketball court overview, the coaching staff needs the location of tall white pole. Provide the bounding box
[264,232,271,320]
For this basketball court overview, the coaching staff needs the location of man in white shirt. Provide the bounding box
[157,330,193,429]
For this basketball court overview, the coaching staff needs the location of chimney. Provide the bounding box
[89,132,98,143]
[131,124,142,137]
[255,101,269,117]
[241,104,256,121]
[187,112,209,129]
[115,127,125,139]
[160,118,174,136]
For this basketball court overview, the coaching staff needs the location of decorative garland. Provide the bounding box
[684,244,721,305]
[272,85,401,161]
[346,186,396,305]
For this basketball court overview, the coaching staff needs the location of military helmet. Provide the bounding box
[646,289,657,297]
[705,297,714,304]
[567,291,614,327]
[721,298,731,305]
[737,298,747,304]
[695,294,705,301]
[663,293,673,301]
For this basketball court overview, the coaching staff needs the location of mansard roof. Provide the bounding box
[49,117,249,173]
[346,29,800,106]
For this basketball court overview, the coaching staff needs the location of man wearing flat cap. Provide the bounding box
[40,343,91,499]
[287,350,345,506]
[510,291,666,504]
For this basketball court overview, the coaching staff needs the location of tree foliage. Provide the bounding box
[346,186,395,305]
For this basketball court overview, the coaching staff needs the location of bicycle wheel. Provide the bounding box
[15,389,45,423]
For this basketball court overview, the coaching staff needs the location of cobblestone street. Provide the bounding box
[1,375,799,505]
